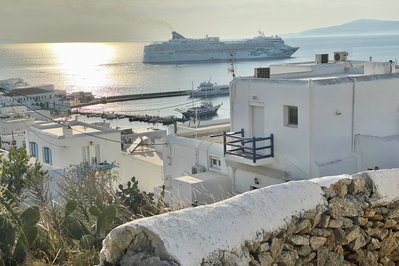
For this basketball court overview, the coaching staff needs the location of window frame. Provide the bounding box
[29,141,38,158]
[43,146,52,165]
[284,105,298,128]
[210,156,221,169]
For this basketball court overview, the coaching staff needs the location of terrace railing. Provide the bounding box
[223,129,274,163]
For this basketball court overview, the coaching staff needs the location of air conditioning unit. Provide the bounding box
[334,51,348,62]
[192,165,206,174]
[254,67,270,78]
[315,54,329,64]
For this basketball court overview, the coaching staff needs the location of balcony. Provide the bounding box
[223,129,274,166]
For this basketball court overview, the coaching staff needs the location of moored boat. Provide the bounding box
[175,102,222,118]
[188,81,229,98]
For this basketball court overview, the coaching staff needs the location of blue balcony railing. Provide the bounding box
[223,129,274,163]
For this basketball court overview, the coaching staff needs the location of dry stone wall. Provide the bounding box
[240,173,399,265]
[99,169,399,266]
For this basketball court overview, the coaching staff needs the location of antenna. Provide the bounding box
[228,53,236,79]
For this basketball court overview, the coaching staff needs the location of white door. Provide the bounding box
[251,105,265,154]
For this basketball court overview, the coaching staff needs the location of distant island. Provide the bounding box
[290,19,399,37]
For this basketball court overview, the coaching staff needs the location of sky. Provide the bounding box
[0,0,398,43]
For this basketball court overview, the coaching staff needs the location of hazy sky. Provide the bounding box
[1,0,398,42]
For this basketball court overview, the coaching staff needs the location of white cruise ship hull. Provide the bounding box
[143,32,299,64]
[143,47,298,64]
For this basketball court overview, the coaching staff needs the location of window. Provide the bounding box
[29,142,38,158]
[43,147,52,165]
[210,156,221,168]
[284,105,298,127]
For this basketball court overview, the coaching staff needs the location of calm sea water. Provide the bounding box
[1,34,399,124]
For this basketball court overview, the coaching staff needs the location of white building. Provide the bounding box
[0,82,70,114]
[228,54,399,181]
[0,106,51,150]
[119,128,166,193]
[158,120,233,206]
[26,120,121,171]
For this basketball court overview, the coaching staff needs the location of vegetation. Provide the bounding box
[0,148,169,265]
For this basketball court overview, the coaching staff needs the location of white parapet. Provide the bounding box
[99,169,399,265]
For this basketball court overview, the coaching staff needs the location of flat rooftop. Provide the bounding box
[247,59,396,81]
[32,121,118,138]
[42,124,100,137]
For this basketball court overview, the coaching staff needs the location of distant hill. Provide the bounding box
[291,19,399,37]
[0,38,26,44]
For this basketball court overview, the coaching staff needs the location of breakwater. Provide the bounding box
[73,110,189,125]
[71,90,191,108]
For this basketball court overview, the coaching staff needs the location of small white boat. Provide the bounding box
[188,81,229,98]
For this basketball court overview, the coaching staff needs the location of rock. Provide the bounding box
[297,245,312,257]
[348,178,366,195]
[333,245,344,256]
[367,238,381,250]
[356,250,379,265]
[279,250,298,266]
[310,228,331,237]
[383,219,397,229]
[375,206,389,215]
[317,247,329,266]
[249,255,261,266]
[370,214,384,221]
[294,219,312,234]
[220,250,251,266]
[258,252,273,266]
[372,221,385,228]
[379,256,395,266]
[363,208,376,218]
[367,228,389,241]
[352,217,368,226]
[319,214,331,228]
[344,226,362,244]
[312,205,328,228]
[129,231,153,254]
[246,241,261,253]
[332,228,346,244]
[347,235,367,251]
[328,218,344,228]
[302,252,316,263]
[330,179,351,197]
[379,236,399,257]
[262,231,272,242]
[323,187,337,199]
[346,194,369,209]
[270,238,284,259]
[339,217,354,229]
[256,242,270,253]
[120,252,178,266]
[283,243,295,251]
[288,235,310,246]
[388,208,399,219]
[330,197,363,218]
[309,236,327,250]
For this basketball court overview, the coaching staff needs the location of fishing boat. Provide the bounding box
[175,102,222,119]
[188,81,229,98]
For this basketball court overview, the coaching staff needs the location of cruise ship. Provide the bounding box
[143,31,299,64]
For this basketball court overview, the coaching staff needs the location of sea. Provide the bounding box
[1,34,399,128]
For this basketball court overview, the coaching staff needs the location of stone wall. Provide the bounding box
[99,169,399,266]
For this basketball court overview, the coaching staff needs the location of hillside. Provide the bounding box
[293,19,399,37]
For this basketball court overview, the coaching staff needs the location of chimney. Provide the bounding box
[62,125,73,137]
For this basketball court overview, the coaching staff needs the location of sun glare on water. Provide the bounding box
[49,43,116,91]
